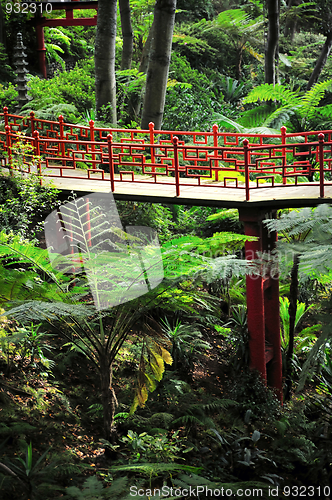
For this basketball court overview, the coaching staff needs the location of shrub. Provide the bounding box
[0,83,18,113]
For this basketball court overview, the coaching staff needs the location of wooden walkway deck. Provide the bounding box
[40,170,332,209]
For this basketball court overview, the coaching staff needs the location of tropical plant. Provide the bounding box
[265,205,332,397]
[120,429,188,463]
[0,441,59,500]
[205,9,264,80]
[44,27,71,71]
[0,322,55,372]
[161,317,210,372]
[279,297,321,354]
[0,194,251,440]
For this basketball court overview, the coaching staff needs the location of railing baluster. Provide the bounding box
[89,119,96,168]
[281,126,287,185]
[3,107,9,128]
[173,136,180,197]
[30,111,35,136]
[33,130,42,185]
[243,139,250,201]
[5,124,12,175]
[58,115,65,163]
[149,122,155,173]
[107,133,115,192]
[213,123,219,181]
[319,133,325,198]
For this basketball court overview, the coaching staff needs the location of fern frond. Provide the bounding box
[108,462,201,476]
[0,231,64,286]
[300,79,332,119]
[243,83,300,106]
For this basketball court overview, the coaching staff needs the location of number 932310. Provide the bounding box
[6,2,53,14]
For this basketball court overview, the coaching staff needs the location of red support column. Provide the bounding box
[239,208,282,402]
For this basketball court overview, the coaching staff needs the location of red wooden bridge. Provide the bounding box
[2,106,332,400]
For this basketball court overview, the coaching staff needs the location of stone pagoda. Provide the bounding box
[14,33,31,111]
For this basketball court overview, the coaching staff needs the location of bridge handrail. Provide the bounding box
[1,107,332,200]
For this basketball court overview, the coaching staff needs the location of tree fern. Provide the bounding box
[3,193,252,438]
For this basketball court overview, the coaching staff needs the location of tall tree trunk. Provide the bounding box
[265,0,279,85]
[119,0,133,70]
[100,357,116,442]
[284,253,299,401]
[0,0,5,46]
[140,0,177,130]
[306,32,332,90]
[95,0,117,124]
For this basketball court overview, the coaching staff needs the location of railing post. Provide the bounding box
[318,133,325,198]
[149,122,155,173]
[30,111,35,135]
[58,114,66,163]
[243,138,250,201]
[89,119,96,168]
[213,123,219,181]
[172,136,180,197]
[3,106,9,128]
[281,126,287,185]
[5,124,13,175]
[107,133,115,192]
[33,130,42,185]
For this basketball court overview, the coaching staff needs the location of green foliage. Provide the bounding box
[64,475,128,499]
[176,0,215,21]
[0,172,60,239]
[0,440,60,500]
[120,429,186,463]
[229,369,281,421]
[24,59,95,119]
[242,80,332,131]
[0,322,53,373]
[116,69,146,126]
[0,82,18,113]
[161,317,210,372]
[116,202,173,244]
[279,297,320,353]
[44,27,71,70]
[163,53,223,131]
[0,43,15,83]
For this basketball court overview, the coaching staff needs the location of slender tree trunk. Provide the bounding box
[284,0,299,42]
[0,1,5,46]
[140,0,177,130]
[95,0,117,124]
[132,21,155,119]
[284,253,299,400]
[119,0,133,70]
[306,32,332,90]
[100,357,116,442]
[265,0,279,85]
[138,21,155,74]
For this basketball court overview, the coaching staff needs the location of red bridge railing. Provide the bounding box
[1,106,332,200]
